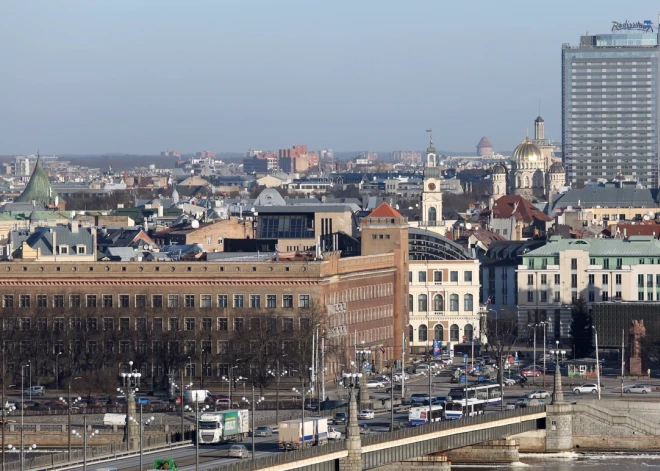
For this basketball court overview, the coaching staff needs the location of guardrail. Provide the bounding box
[6,440,193,471]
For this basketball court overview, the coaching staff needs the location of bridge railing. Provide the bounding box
[204,440,347,471]
[362,406,546,446]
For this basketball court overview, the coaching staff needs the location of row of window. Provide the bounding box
[1,294,311,310]
[1,316,310,333]
[326,283,394,305]
[408,293,474,312]
[410,271,473,284]
[408,323,474,343]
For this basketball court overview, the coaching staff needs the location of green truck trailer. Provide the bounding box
[198,409,249,444]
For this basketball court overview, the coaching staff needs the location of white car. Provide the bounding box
[228,444,250,459]
[327,427,342,440]
[366,380,384,389]
[573,384,599,394]
[525,390,550,399]
[624,384,652,394]
[358,409,375,420]
[503,378,517,386]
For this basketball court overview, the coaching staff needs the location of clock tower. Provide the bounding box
[421,131,443,227]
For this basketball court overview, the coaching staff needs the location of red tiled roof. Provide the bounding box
[369,203,402,218]
[602,223,660,238]
[491,195,552,223]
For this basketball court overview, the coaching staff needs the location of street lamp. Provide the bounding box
[129,404,154,471]
[184,402,209,471]
[65,376,82,460]
[71,416,99,471]
[8,443,36,471]
[20,363,30,471]
[241,385,262,461]
[117,361,141,450]
[55,352,62,391]
[268,357,288,424]
[593,326,601,400]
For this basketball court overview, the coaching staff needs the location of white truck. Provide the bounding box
[278,417,328,451]
[327,426,342,440]
[103,413,126,426]
[183,390,211,403]
[197,410,249,444]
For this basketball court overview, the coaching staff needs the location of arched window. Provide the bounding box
[464,324,473,342]
[434,324,443,341]
[418,324,428,342]
[409,294,414,313]
[516,176,522,188]
[524,175,530,187]
[495,185,500,195]
[418,294,427,312]
[408,325,414,342]
[449,294,459,311]
[464,294,473,311]
[428,207,437,222]
[433,294,444,312]
[450,324,459,342]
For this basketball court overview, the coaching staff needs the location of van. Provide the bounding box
[415,364,429,374]
[23,386,45,396]
[410,393,430,404]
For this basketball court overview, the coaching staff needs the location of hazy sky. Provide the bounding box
[3,1,660,154]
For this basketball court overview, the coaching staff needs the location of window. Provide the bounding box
[119,295,130,308]
[571,259,578,270]
[588,291,595,302]
[234,318,244,331]
[168,295,179,308]
[218,295,228,308]
[450,271,458,282]
[464,271,472,282]
[434,324,443,341]
[433,294,443,312]
[185,318,195,331]
[37,318,47,331]
[464,294,473,311]
[152,295,163,308]
[184,295,195,308]
[434,271,442,283]
[87,341,98,354]
[449,294,459,311]
[202,318,212,331]
[218,340,229,355]
[616,258,623,269]
[418,324,427,342]
[409,325,414,343]
[250,318,261,331]
[283,318,294,332]
[409,271,413,283]
[450,324,459,342]
[19,318,30,331]
[418,294,427,312]
[571,274,578,288]
[103,317,114,331]
[588,274,595,284]
[464,324,473,342]
[602,291,609,301]
[639,274,644,287]
[250,295,261,308]
[233,295,244,308]
[648,274,654,287]
[135,295,147,309]
[409,294,413,312]
[527,274,534,286]
[217,318,228,331]
[54,318,64,331]
[283,295,293,308]
[169,318,180,331]
[37,295,48,308]
[200,295,212,308]
[267,295,277,308]
[554,274,560,284]
[102,295,113,308]
[299,295,310,308]
[527,290,534,302]
[541,291,547,303]
[19,295,30,308]
[120,318,129,331]
[136,317,147,331]
[153,318,163,331]
[267,317,277,332]
[602,274,609,285]
[3,295,12,308]
[603,259,610,269]
[87,317,98,331]
[68,295,80,308]
[418,272,426,283]
[541,274,547,285]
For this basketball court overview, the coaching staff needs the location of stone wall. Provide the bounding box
[445,439,519,463]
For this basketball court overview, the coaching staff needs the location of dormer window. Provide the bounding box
[58,246,68,255]
[77,245,86,254]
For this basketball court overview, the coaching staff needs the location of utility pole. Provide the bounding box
[251,385,255,460]
[401,330,406,402]
[180,368,185,441]
[594,327,601,400]
[275,360,280,425]
[621,329,625,397]
[321,337,325,403]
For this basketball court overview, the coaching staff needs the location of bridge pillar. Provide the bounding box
[360,365,370,409]
[546,366,572,452]
[374,456,451,471]
[339,390,362,471]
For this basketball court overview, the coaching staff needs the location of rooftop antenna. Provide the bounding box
[538,98,541,116]
[426,128,433,147]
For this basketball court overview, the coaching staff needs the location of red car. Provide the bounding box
[521,368,543,377]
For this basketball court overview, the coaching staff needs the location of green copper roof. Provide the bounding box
[15,157,58,204]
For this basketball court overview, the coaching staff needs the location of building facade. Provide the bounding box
[562,23,660,187]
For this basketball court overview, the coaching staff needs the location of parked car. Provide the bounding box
[23,386,45,396]
[42,400,65,408]
[409,393,430,404]
[385,384,409,394]
[366,380,384,389]
[505,401,518,410]
[503,378,517,386]
[327,427,342,440]
[624,384,652,394]
[332,412,348,425]
[358,410,375,420]
[358,424,370,435]
[573,384,599,394]
[253,426,273,437]
[228,444,250,459]
[526,390,549,399]
[148,399,168,407]
[521,368,543,377]
[373,376,391,384]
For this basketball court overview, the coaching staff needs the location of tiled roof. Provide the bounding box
[368,203,402,218]
[551,187,660,210]
[601,223,660,239]
[491,195,552,223]
[15,157,59,204]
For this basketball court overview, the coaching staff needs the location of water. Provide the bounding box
[455,452,660,470]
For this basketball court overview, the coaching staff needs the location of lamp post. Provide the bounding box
[55,352,62,391]
[528,323,537,385]
[117,360,141,450]
[8,443,36,471]
[65,376,81,460]
[241,385,261,461]
[593,326,601,400]
[184,401,209,470]
[268,358,287,424]
[129,404,154,471]
[71,416,99,471]
[20,363,30,471]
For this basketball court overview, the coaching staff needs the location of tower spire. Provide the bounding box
[426,128,433,148]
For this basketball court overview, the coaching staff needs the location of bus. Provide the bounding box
[408,404,444,426]
[443,399,486,420]
[449,383,501,405]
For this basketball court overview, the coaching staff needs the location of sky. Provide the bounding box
[2,0,660,155]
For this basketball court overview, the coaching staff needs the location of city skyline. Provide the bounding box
[3,0,660,154]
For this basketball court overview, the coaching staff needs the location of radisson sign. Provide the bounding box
[611,20,654,33]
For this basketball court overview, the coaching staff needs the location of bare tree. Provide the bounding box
[483,307,521,384]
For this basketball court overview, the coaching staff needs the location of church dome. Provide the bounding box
[491,163,507,175]
[549,162,565,173]
[15,156,58,205]
[423,166,443,179]
[477,136,492,149]
[512,138,542,163]
[535,115,544,123]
